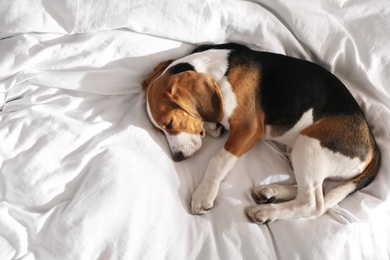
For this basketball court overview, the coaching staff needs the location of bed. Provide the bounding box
[1,1,389,259]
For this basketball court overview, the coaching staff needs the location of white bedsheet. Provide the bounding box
[1,1,389,259]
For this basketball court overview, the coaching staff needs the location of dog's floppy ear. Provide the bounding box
[142,60,174,90]
[167,71,224,122]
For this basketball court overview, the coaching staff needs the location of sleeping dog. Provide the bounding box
[142,43,380,224]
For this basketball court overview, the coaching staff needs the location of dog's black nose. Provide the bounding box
[173,151,185,162]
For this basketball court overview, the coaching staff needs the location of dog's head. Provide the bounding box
[143,60,224,161]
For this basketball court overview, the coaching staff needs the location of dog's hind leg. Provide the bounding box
[247,131,377,223]
[301,114,380,213]
[247,135,329,223]
[251,184,297,204]
[246,185,324,223]
[323,152,380,212]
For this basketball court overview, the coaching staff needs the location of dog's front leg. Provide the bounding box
[191,123,262,214]
[191,148,237,214]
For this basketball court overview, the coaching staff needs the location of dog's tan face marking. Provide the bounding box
[142,60,174,91]
[147,94,205,161]
[151,103,205,137]
[144,61,223,161]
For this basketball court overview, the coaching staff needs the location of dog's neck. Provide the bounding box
[179,50,236,130]
[168,49,231,83]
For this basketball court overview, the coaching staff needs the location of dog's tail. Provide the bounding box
[324,141,381,211]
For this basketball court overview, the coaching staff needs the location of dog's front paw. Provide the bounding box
[246,205,277,224]
[204,122,226,138]
[191,181,219,214]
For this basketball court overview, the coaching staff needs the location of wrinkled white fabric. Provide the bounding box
[0,1,389,259]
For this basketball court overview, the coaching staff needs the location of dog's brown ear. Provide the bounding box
[142,60,174,90]
[168,71,224,122]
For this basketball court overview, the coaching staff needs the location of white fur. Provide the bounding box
[191,148,238,214]
[265,108,314,147]
[146,98,160,130]
[204,122,223,138]
[323,182,356,210]
[165,131,203,158]
[293,135,366,180]
[252,184,297,203]
[169,50,230,80]
[218,78,237,129]
[247,135,364,223]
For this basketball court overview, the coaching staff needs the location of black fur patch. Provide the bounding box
[170,63,195,74]
[192,42,250,54]
[191,42,364,125]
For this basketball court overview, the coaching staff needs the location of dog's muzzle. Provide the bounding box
[168,132,204,162]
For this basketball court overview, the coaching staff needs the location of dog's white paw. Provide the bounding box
[251,184,297,204]
[204,122,226,138]
[246,204,278,224]
[191,181,219,214]
[251,186,279,204]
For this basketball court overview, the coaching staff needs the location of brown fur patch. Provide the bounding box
[352,142,380,192]
[147,73,205,136]
[301,114,373,161]
[142,60,174,90]
[167,71,224,123]
[224,65,266,157]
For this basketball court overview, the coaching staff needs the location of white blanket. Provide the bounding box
[1,1,389,259]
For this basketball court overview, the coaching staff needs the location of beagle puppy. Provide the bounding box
[142,43,380,224]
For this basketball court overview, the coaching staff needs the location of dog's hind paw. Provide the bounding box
[251,184,297,204]
[246,205,276,224]
[251,186,278,204]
